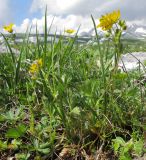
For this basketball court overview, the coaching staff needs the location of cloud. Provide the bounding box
[23,0,120,34]
[16,0,146,34]
[30,0,146,21]
[30,0,84,15]
[30,0,122,16]
[135,27,146,34]
[15,14,99,35]
[15,0,146,34]
[16,19,31,33]
[0,0,12,27]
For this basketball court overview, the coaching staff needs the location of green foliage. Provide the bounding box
[5,124,27,138]
[112,136,144,159]
[0,9,145,159]
[144,60,146,66]
[15,153,30,160]
[0,140,7,150]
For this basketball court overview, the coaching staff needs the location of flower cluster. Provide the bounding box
[29,59,43,79]
[3,23,14,33]
[97,10,121,31]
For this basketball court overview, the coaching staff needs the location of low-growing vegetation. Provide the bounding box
[0,10,146,160]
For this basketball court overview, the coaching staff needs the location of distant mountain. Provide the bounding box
[1,24,146,44]
[79,24,146,41]
[123,24,146,40]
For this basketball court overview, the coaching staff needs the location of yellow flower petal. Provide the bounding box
[29,58,43,79]
[36,59,43,67]
[97,10,121,31]
[3,23,14,33]
[65,29,75,34]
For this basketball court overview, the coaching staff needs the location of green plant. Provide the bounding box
[0,8,145,159]
[112,136,144,160]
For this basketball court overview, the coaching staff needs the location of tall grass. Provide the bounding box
[0,11,146,159]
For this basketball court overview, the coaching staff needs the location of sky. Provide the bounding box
[1,0,146,34]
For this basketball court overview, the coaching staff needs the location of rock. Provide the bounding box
[119,52,146,71]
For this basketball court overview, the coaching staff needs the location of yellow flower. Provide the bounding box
[65,29,75,34]
[97,10,121,31]
[3,23,14,33]
[37,58,43,67]
[29,58,43,79]
[29,63,38,74]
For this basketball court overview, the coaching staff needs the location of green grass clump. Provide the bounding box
[0,12,146,160]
